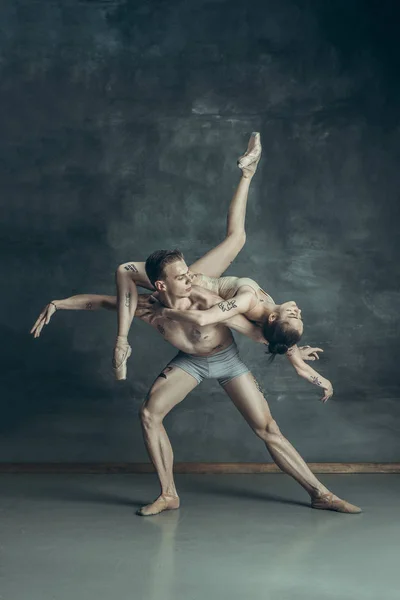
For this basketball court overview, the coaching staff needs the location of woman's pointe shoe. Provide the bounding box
[112,344,132,381]
[238,132,262,177]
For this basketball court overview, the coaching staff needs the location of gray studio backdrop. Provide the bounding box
[2,0,400,462]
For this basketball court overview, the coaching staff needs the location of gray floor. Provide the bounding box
[1,473,399,600]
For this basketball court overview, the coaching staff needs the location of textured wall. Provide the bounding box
[1,0,400,462]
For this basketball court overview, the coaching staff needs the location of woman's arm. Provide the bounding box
[163,292,256,327]
[286,345,333,403]
[30,294,117,338]
[223,314,266,344]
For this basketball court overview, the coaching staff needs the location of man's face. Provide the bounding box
[156,260,193,297]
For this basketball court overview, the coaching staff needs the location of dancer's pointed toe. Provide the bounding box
[238,132,262,177]
[112,344,132,381]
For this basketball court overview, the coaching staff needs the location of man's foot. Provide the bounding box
[136,494,180,517]
[112,340,132,381]
[238,132,262,178]
[311,492,362,514]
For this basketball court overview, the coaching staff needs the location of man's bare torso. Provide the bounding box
[136,285,235,356]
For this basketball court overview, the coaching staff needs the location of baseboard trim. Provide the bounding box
[0,463,399,474]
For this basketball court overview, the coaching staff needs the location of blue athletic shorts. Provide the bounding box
[168,342,250,386]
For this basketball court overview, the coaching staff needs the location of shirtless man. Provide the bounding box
[30,133,361,515]
[31,253,361,516]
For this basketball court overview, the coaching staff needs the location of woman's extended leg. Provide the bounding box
[113,262,153,380]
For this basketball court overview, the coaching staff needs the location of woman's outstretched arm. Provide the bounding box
[286,345,333,403]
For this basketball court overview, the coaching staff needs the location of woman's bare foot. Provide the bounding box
[112,337,132,381]
[311,492,362,514]
[238,132,262,178]
[136,494,180,517]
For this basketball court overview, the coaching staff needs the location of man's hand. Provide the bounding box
[298,345,323,361]
[30,302,57,338]
[321,380,333,404]
[136,295,166,323]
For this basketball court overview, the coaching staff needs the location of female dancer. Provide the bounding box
[113,133,309,379]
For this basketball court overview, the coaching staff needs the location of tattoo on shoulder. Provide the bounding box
[310,376,322,387]
[124,263,139,273]
[218,299,237,313]
[157,324,166,335]
[286,347,295,357]
[125,292,131,307]
[85,302,93,310]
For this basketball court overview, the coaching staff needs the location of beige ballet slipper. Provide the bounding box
[112,343,132,381]
[237,132,262,177]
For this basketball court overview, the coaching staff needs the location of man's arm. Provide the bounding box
[189,134,261,278]
[30,291,156,339]
[163,292,256,327]
[30,294,117,338]
[286,345,333,403]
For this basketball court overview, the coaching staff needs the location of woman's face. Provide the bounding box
[279,301,304,335]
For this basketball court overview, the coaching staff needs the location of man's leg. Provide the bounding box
[222,373,362,513]
[137,365,199,516]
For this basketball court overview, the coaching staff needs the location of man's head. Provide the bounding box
[262,301,304,356]
[145,249,193,297]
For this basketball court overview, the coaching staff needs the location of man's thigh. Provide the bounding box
[143,364,199,419]
[221,371,272,430]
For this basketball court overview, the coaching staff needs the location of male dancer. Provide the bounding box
[31,133,361,515]
[31,254,361,516]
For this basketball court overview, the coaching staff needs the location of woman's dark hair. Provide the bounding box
[145,249,185,286]
[262,319,302,362]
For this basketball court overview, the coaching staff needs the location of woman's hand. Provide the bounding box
[298,345,323,361]
[321,380,333,404]
[30,302,57,338]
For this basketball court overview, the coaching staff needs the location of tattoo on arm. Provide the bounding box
[310,376,323,387]
[157,324,165,335]
[124,263,139,273]
[125,292,131,307]
[218,300,237,313]
[85,302,93,310]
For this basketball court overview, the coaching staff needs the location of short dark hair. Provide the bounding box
[262,319,302,361]
[145,249,185,286]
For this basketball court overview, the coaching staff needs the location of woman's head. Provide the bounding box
[263,301,303,357]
